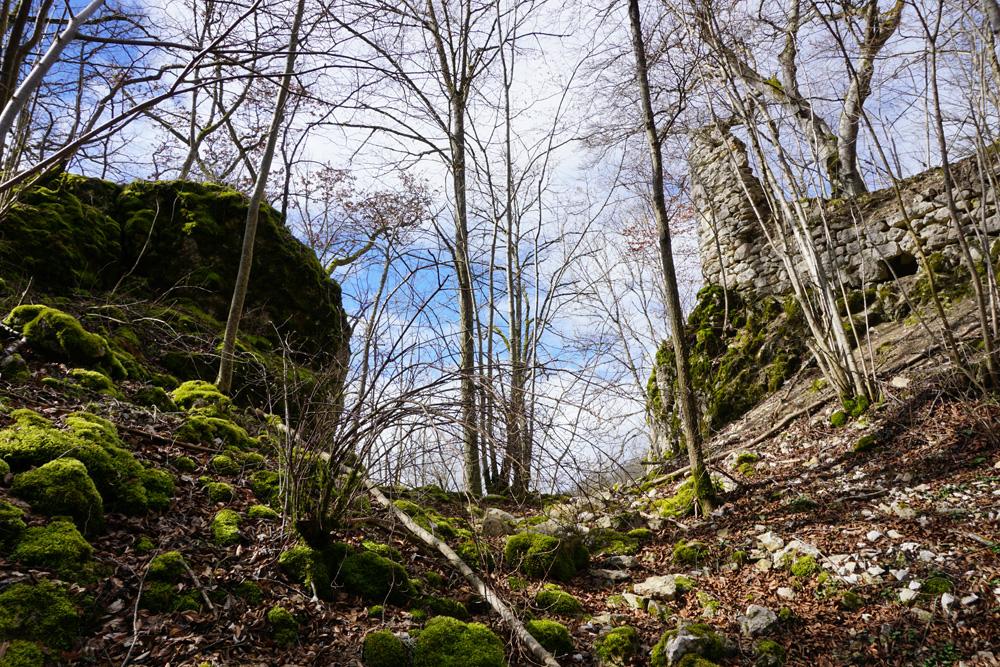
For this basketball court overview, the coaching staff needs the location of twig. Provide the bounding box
[834,488,888,503]
[121,557,154,667]
[948,529,996,547]
[180,559,215,615]
[361,474,561,667]
[119,424,217,454]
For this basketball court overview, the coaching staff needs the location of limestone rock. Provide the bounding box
[634,575,685,601]
[758,532,784,552]
[738,604,779,637]
[481,509,516,537]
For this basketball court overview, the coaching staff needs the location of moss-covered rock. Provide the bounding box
[267,606,297,645]
[4,305,124,379]
[172,381,230,411]
[234,580,263,606]
[0,579,80,650]
[202,479,235,503]
[593,625,640,667]
[754,638,787,664]
[0,639,45,667]
[141,581,200,614]
[453,540,495,571]
[412,616,505,667]
[212,509,242,546]
[69,368,116,393]
[535,585,585,618]
[504,532,588,582]
[673,539,709,565]
[586,528,639,557]
[148,551,187,582]
[0,499,27,549]
[648,286,806,457]
[525,619,573,657]
[361,540,402,563]
[854,435,877,453]
[210,455,240,476]
[789,555,818,577]
[177,409,252,449]
[627,528,652,541]
[250,470,280,505]
[392,500,470,540]
[840,591,864,611]
[830,411,848,428]
[10,520,97,581]
[0,354,31,383]
[651,623,730,667]
[279,545,331,593]
[363,630,407,667]
[340,550,416,605]
[133,385,178,412]
[248,504,278,520]
[422,596,468,621]
[12,458,104,534]
[170,455,197,473]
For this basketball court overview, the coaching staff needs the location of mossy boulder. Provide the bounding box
[12,458,104,534]
[535,585,585,618]
[340,550,416,605]
[279,545,332,593]
[361,540,402,563]
[202,479,235,503]
[754,639,787,664]
[412,616,505,667]
[363,630,408,667]
[234,580,263,606]
[392,500,469,540]
[177,409,252,449]
[172,381,230,411]
[790,555,818,577]
[854,435,877,453]
[830,411,848,428]
[141,582,200,614]
[148,551,187,582]
[248,504,278,520]
[0,354,30,383]
[525,619,573,657]
[586,528,639,557]
[212,509,242,546]
[422,596,468,621]
[133,385,178,412]
[4,305,125,379]
[504,531,589,582]
[10,520,97,581]
[593,625,640,667]
[651,623,732,667]
[673,539,709,565]
[0,499,27,549]
[69,368,116,394]
[250,470,280,505]
[210,455,240,476]
[0,579,80,650]
[0,639,45,667]
[267,605,297,645]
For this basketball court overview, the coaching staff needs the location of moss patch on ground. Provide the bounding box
[412,616,505,667]
[504,532,589,582]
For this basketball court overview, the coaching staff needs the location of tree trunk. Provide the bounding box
[217,0,307,393]
[629,0,717,513]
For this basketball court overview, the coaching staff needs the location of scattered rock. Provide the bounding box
[481,509,516,537]
[591,569,630,581]
[758,532,784,552]
[738,605,779,637]
[910,608,933,623]
[606,555,640,569]
[634,575,686,601]
[899,589,918,603]
[776,587,796,600]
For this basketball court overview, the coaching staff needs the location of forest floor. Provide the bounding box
[1,293,999,667]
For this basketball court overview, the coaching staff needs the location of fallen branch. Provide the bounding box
[361,476,560,667]
[180,558,215,615]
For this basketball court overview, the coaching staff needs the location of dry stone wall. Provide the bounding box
[690,126,1000,295]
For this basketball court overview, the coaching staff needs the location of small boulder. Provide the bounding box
[634,574,688,601]
[481,508,516,537]
[738,605,779,637]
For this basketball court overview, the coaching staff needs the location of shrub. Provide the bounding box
[363,630,407,667]
[525,619,573,657]
[412,616,505,667]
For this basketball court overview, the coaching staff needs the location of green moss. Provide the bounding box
[279,545,331,593]
[203,480,235,503]
[361,540,402,563]
[340,550,416,605]
[504,532,588,582]
[267,606,297,645]
[651,624,726,667]
[425,571,444,589]
[840,591,863,611]
[790,555,818,577]
[171,380,231,411]
[535,585,585,618]
[210,455,240,476]
[587,528,639,557]
[411,609,428,623]
[248,504,278,520]
[133,385,178,412]
[922,577,954,598]
[11,520,97,581]
[626,528,652,541]
[673,539,709,565]
[363,630,407,667]
[369,604,384,618]
[854,436,877,453]
[453,540,495,571]
[5,306,125,379]
[735,452,759,466]
[170,456,197,473]
[755,639,787,663]
[738,462,755,476]
[0,354,31,384]
[422,596,468,621]
[0,580,80,650]
[234,581,263,606]
[0,499,26,549]
[148,551,187,582]
[12,458,104,534]
[250,470,280,505]
[69,368,115,393]
[830,411,848,428]
[211,509,242,546]
[730,550,749,566]
[135,536,155,551]
[593,626,640,667]
[0,639,45,667]
[391,500,469,540]
[412,616,505,667]
[177,410,251,449]
[525,619,573,657]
